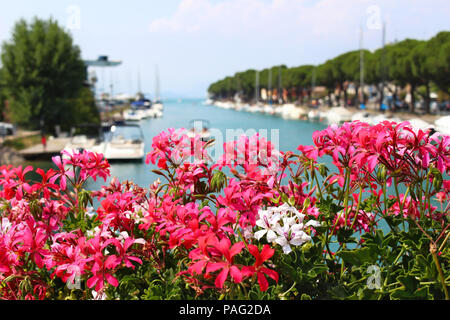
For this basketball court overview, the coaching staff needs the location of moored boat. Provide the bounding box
[102,124,145,161]
[435,116,450,135]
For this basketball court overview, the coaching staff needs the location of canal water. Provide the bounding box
[86,98,329,190]
[83,99,391,248]
[29,98,417,241]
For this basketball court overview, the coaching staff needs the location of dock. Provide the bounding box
[19,137,71,160]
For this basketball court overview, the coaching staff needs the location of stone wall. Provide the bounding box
[0,145,24,166]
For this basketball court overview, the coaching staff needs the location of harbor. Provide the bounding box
[207,99,449,132]
[9,92,449,164]
[0,0,449,303]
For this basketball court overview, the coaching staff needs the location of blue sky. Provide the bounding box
[0,0,449,98]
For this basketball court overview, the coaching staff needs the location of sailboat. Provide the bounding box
[248,70,263,113]
[359,26,366,110]
[152,65,164,115]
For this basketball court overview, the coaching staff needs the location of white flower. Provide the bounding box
[254,209,281,242]
[254,228,278,242]
[1,218,11,234]
[255,204,321,254]
[91,290,106,300]
[66,266,82,290]
[274,223,311,254]
[117,231,130,241]
[305,220,322,228]
[281,216,297,227]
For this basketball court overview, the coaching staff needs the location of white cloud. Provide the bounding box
[147,0,369,38]
[148,0,450,42]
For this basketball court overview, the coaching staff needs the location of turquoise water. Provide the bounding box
[85,99,439,241]
[86,98,329,190]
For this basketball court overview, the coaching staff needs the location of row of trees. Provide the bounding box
[0,18,100,133]
[208,31,450,113]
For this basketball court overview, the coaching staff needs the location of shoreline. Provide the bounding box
[207,99,448,131]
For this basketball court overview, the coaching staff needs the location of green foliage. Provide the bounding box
[424,31,450,94]
[67,87,101,126]
[0,17,87,132]
[0,70,6,121]
[1,134,41,151]
[208,31,450,112]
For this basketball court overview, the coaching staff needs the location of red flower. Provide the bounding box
[205,238,245,288]
[242,244,278,292]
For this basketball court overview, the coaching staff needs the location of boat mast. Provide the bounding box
[268,68,272,105]
[360,25,365,106]
[137,68,142,95]
[380,21,387,110]
[255,70,260,103]
[278,66,282,103]
[109,69,114,101]
[311,67,316,104]
[236,75,241,101]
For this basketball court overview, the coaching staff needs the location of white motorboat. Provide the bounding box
[351,111,372,123]
[435,116,450,135]
[204,99,214,106]
[143,107,163,118]
[308,109,323,121]
[280,104,307,120]
[367,114,401,126]
[407,118,434,132]
[324,106,353,124]
[123,109,146,121]
[215,101,234,109]
[247,104,263,113]
[153,101,164,111]
[234,103,246,111]
[103,124,145,161]
[273,106,283,116]
[263,105,275,115]
[63,124,106,158]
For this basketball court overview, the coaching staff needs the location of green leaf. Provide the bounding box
[328,285,348,299]
[390,286,432,300]
[337,247,378,267]
[210,170,227,192]
[397,275,419,292]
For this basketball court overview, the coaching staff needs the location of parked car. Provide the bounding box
[0,122,16,136]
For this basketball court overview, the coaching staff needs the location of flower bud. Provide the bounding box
[377,165,386,181]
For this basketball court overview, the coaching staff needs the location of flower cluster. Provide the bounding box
[0,120,448,300]
[254,204,320,254]
[298,120,450,225]
[0,150,143,299]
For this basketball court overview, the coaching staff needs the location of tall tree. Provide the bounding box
[329,51,361,107]
[316,61,336,107]
[208,30,449,111]
[0,69,5,121]
[409,42,434,114]
[341,50,370,106]
[288,65,314,103]
[1,17,86,132]
[386,39,422,112]
[425,31,450,95]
